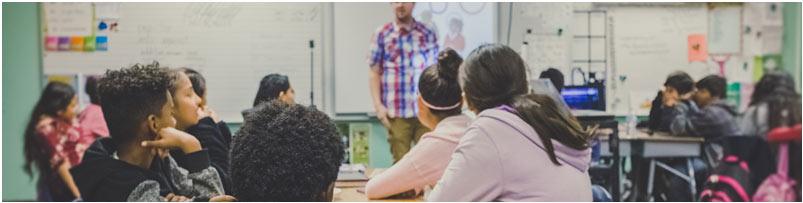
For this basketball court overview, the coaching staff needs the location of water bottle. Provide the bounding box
[626,110,637,135]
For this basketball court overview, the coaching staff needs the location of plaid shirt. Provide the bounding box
[368,20,439,118]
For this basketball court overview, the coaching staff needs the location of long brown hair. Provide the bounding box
[24,82,75,178]
[460,44,593,165]
[750,70,802,128]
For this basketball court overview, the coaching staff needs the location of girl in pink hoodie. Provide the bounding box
[428,44,595,201]
[366,48,471,199]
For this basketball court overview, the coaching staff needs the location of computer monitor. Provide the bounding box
[529,78,572,117]
[561,85,605,111]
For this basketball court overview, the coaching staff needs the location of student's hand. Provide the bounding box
[152,147,170,159]
[197,106,209,120]
[209,195,237,202]
[662,95,678,107]
[662,89,679,107]
[680,92,694,101]
[164,193,189,202]
[201,106,221,123]
[375,105,391,129]
[142,127,202,154]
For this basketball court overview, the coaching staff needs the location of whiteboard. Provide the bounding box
[607,4,715,115]
[332,3,394,115]
[518,3,575,80]
[42,3,325,122]
[333,3,496,115]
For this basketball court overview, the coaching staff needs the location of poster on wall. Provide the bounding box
[43,3,111,52]
[413,2,496,57]
[688,34,708,62]
[43,3,93,36]
[707,4,741,54]
[348,123,371,165]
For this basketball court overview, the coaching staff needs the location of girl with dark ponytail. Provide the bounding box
[23,82,83,201]
[365,48,472,199]
[428,44,594,201]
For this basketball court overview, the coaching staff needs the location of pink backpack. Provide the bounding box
[752,125,800,202]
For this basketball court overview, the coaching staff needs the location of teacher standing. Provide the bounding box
[368,2,439,162]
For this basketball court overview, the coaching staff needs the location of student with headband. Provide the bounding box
[365,48,470,199]
[428,44,593,201]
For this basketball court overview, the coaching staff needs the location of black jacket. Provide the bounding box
[71,137,223,201]
[648,91,695,133]
[170,117,232,194]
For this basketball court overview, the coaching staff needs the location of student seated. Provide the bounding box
[539,68,565,92]
[168,68,233,194]
[738,70,801,198]
[647,71,695,132]
[70,63,226,201]
[365,48,471,199]
[230,101,344,201]
[665,75,738,139]
[179,68,233,144]
[24,82,83,201]
[242,73,295,119]
[739,70,802,138]
[428,44,594,201]
[78,76,109,142]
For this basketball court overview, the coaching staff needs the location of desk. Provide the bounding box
[334,168,423,202]
[599,129,705,201]
[336,187,422,202]
[599,129,704,157]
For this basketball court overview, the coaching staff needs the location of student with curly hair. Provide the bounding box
[230,100,344,201]
[70,62,227,201]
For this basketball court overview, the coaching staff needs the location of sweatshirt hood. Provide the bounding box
[478,109,592,172]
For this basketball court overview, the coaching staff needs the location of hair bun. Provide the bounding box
[436,48,462,81]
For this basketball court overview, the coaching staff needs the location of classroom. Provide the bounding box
[2,1,801,202]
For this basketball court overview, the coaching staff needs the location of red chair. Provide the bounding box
[766,124,802,143]
[753,124,801,201]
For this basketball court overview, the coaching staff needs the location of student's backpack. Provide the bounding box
[752,124,801,202]
[699,136,774,202]
[699,155,753,201]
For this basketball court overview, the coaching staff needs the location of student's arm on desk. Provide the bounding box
[365,142,433,199]
[668,102,731,139]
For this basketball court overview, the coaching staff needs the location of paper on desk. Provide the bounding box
[368,168,386,179]
[340,164,366,172]
[337,164,368,182]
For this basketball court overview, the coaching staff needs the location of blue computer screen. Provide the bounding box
[561,86,600,110]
